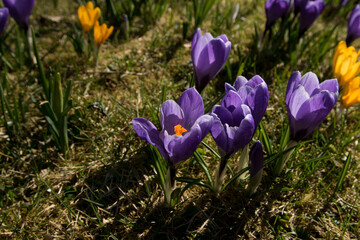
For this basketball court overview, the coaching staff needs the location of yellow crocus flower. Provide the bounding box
[341,77,360,108]
[94,21,113,46]
[332,41,360,87]
[78,1,101,32]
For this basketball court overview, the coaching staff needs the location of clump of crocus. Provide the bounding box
[94,21,113,47]
[210,90,255,192]
[132,88,213,204]
[346,4,360,45]
[0,8,9,35]
[247,141,264,196]
[341,77,360,108]
[274,71,338,175]
[299,0,326,36]
[332,41,360,87]
[3,0,35,31]
[191,28,231,93]
[265,0,291,29]
[78,1,101,32]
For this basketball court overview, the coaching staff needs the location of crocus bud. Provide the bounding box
[299,0,325,35]
[78,1,101,32]
[191,28,231,93]
[286,71,338,141]
[225,75,269,128]
[265,0,291,29]
[346,4,360,45]
[0,8,9,35]
[3,0,35,31]
[94,21,113,46]
[247,141,264,195]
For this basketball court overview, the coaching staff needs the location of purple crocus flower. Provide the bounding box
[299,0,325,35]
[211,90,255,157]
[191,28,231,93]
[265,0,291,29]
[132,88,213,166]
[2,0,35,31]
[248,141,264,195]
[225,75,269,128]
[0,8,9,35]
[286,71,338,141]
[346,4,360,45]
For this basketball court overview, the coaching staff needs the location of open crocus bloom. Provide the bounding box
[265,0,291,29]
[341,77,360,108]
[191,28,231,93]
[0,8,9,35]
[332,41,360,87]
[299,0,325,35]
[78,1,100,32]
[211,90,255,157]
[94,21,113,46]
[346,4,360,45]
[225,75,268,128]
[3,0,35,31]
[132,88,213,166]
[286,71,338,141]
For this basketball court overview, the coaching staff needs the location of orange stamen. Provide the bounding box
[174,124,187,136]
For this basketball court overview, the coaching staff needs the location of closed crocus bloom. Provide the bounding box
[2,0,35,31]
[346,4,360,45]
[78,1,100,32]
[332,41,360,87]
[94,21,113,46]
[0,8,9,35]
[286,71,338,141]
[265,0,291,29]
[341,77,360,108]
[191,28,231,93]
[132,88,213,166]
[299,0,325,35]
[211,90,255,157]
[247,141,264,196]
[225,75,269,128]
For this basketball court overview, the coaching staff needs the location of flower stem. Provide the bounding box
[164,166,176,205]
[236,144,249,185]
[274,140,297,176]
[213,155,229,193]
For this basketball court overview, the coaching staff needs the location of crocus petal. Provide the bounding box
[232,113,255,153]
[132,118,168,159]
[299,72,320,95]
[221,90,242,112]
[211,116,228,154]
[233,76,249,90]
[288,85,310,118]
[193,114,213,139]
[177,88,204,129]
[160,100,185,135]
[212,105,233,126]
[346,4,360,45]
[0,8,9,34]
[163,124,202,166]
[286,71,301,105]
